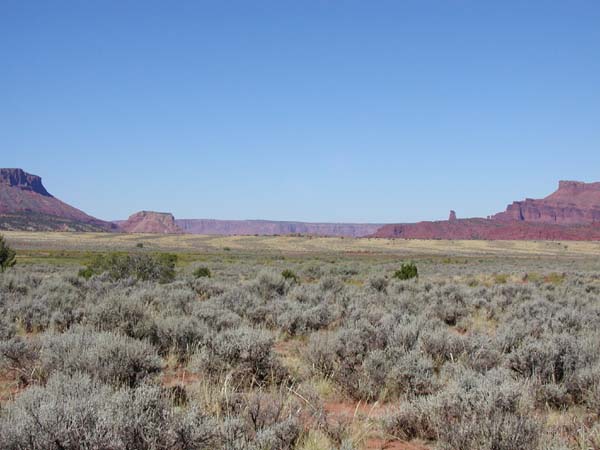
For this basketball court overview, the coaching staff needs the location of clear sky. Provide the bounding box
[1,1,599,223]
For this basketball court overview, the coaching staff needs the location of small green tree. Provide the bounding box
[78,252,177,283]
[193,266,211,278]
[393,262,418,280]
[0,234,16,272]
[143,253,177,283]
[281,269,298,283]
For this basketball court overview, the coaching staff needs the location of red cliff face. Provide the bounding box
[373,219,600,241]
[374,181,600,241]
[0,168,115,231]
[492,181,600,225]
[119,211,183,234]
[0,168,52,197]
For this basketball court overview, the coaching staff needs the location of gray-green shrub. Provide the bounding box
[191,326,286,387]
[0,372,220,450]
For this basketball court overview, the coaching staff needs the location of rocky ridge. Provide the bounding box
[117,211,183,234]
[0,168,115,231]
[492,181,600,225]
[175,219,382,237]
[4,169,600,240]
[373,218,600,240]
[0,168,52,197]
[374,180,600,240]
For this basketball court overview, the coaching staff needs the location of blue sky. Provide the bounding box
[1,1,599,222]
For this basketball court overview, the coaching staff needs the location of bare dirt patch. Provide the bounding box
[0,369,24,404]
[365,438,430,450]
[161,367,200,388]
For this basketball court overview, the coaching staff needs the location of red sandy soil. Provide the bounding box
[0,369,24,404]
[161,367,200,388]
[274,340,430,449]
[323,401,430,450]
[273,339,301,356]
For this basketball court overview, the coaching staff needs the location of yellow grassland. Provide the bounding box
[3,230,599,258]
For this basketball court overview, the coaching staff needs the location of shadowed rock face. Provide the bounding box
[0,168,52,197]
[118,211,182,234]
[492,181,600,225]
[0,168,115,231]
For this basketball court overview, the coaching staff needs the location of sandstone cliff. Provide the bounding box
[374,180,600,241]
[0,168,115,231]
[373,218,600,241]
[492,181,600,225]
[118,211,183,234]
[175,219,382,237]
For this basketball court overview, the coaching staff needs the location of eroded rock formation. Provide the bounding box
[0,168,115,231]
[119,211,183,234]
[0,168,52,197]
[175,219,382,237]
[373,218,600,240]
[492,181,600,225]
[374,181,600,241]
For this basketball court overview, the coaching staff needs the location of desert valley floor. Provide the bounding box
[1,232,599,449]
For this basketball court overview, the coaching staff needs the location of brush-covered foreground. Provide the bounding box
[0,243,599,449]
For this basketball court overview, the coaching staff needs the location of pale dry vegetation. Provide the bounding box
[0,237,599,449]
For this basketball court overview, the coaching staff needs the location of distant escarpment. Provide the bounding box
[492,181,600,225]
[0,169,115,232]
[117,211,183,234]
[374,218,600,240]
[374,181,600,241]
[0,168,52,197]
[176,219,382,237]
[113,216,381,237]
